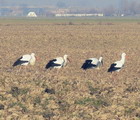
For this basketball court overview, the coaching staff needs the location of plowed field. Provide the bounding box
[0,18,140,120]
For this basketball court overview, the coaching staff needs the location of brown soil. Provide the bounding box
[0,21,140,120]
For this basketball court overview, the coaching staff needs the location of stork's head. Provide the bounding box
[64,54,71,62]
[64,54,68,58]
[121,53,126,58]
[31,53,38,61]
[31,53,35,56]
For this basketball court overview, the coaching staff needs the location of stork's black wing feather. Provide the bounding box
[13,57,28,67]
[45,59,61,69]
[81,60,96,70]
[108,63,120,72]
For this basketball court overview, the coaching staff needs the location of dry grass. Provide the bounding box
[0,19,140,120]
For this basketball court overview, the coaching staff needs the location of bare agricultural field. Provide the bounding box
[0,18,140,120]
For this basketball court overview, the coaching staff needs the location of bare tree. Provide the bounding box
[129,1,140,14]
[121,0,140,15]
[103,5,115,16]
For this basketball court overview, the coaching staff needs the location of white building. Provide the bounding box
[55,13,104,17]
[27,12,37,17]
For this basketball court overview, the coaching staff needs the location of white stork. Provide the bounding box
[13,53,36,67]
[81,57,103,70]
[45,54,70,69]
[108,53,126,73]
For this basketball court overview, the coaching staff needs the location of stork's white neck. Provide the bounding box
[63,55,68,61]
[63,55,68,66]
[120,53,126,64]
[99,57,103,62]
[30,53,36,65]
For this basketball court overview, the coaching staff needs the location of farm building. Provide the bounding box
[27,12,37,17]
[55,13,104,17]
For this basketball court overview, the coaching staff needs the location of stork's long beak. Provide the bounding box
[126,56,129,60]
[67,58,71,62]
[36,56,39,61]
[101,60,103,66]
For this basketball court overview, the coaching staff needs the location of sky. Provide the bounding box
[1,0,140,8]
